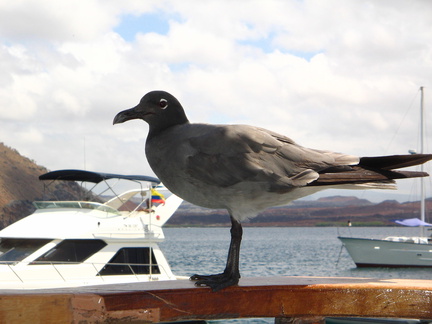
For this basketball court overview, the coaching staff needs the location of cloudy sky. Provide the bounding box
[1,0,431,202]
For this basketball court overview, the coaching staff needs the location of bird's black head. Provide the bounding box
[113,90,189,137]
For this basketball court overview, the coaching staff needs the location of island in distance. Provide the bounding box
[168,196,432,227]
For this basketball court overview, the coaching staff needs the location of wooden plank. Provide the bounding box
[0,276,432,323]
[0,294,73,323]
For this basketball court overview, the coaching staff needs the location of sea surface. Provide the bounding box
[160,226,432,323]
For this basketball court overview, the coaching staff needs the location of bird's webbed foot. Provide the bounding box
[190,271,240,292]
[190,273,225,281]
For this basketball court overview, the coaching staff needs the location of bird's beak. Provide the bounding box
[113,107,139,125]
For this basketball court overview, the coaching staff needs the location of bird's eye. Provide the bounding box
[159,98,168,109]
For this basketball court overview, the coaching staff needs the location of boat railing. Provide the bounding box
[384,236,429,244]
[33,201,120,215]
[93,232,161,240]
[0,260,173,284]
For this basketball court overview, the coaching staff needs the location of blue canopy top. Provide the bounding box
[395,218,432,227]
[39,169,160,184]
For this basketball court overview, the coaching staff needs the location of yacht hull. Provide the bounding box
[338,236,432,267]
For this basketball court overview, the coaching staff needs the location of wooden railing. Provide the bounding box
[1,276,431,323]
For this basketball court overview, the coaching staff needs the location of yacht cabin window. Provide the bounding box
[0,238,52,263]
[98,247,160,276]
[33,239,107,264]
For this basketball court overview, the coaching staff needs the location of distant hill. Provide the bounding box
[0,142,84,229]
[167,195,431,227]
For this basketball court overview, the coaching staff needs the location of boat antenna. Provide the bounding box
[83,136,87,171]
[420,86,426,237]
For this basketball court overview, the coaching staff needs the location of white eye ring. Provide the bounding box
[159,98,168,109]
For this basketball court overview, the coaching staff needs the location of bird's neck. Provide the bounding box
[148,119,190,140]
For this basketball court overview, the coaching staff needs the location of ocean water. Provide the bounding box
[160,226,432,323]
[161,226,432,280]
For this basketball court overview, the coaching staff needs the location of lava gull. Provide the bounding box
[114,90,432,291]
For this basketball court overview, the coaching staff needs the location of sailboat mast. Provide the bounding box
[420,86,425,235]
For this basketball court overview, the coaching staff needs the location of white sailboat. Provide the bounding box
[339,87,432,267]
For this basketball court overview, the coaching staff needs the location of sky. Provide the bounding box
[1,0,432,203]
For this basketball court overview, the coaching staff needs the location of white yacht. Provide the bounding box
[0,169,184,289]
[338,232,432,268]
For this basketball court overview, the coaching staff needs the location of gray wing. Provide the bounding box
[185,124,359,191]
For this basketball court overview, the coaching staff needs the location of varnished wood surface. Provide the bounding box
[1,276,432,323]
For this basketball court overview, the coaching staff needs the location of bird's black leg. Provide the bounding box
[190,215,242,291]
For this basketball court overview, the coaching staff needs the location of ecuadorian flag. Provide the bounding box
[151,188,165,205]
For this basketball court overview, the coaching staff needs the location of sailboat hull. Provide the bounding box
[338,236,432,267]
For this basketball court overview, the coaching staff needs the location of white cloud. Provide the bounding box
[0,0,118,42]
[0,0,431,202]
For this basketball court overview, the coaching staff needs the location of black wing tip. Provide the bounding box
[359,154,432,170]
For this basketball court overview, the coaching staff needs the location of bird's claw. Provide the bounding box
[190,273,239,292]
[190,273,225,281]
